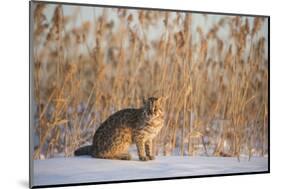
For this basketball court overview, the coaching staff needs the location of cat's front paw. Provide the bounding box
[148,155,155,160]
[139,156,149,161]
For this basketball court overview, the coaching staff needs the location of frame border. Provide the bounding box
[29,1,270,188]
[32,0,270,18]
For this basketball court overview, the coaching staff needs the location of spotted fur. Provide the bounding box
[74,97,165,161]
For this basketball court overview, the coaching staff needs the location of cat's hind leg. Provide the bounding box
[93,153,132,160]
[114,153,132,160]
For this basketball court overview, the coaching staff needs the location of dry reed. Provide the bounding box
[32,3,268,160]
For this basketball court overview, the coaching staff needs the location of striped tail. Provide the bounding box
[74,145,92,156]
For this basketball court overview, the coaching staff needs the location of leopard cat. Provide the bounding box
[74,97,165,161]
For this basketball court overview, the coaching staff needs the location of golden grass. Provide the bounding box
[32,3,268,159]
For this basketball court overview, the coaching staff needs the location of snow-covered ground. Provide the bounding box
[33,155,268,187]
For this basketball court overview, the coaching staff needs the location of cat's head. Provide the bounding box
[143,96,167,116]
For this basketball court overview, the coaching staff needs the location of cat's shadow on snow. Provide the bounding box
[76,155,152,162]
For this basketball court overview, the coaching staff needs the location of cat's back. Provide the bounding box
[101,108,143,128]
[93,108,144,139]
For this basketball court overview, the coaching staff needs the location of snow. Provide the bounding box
[33,155,268,187]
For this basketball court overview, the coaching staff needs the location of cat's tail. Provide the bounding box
[74,145,92,156]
